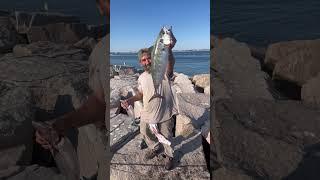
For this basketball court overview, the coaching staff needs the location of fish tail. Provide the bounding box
[148,93,164,102]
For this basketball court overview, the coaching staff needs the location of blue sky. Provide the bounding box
[110,0,210,52]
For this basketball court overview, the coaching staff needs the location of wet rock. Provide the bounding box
[111,132,210,180]
[302,73,320,109]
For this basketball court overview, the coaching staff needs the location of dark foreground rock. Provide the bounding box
[214,98,320,179]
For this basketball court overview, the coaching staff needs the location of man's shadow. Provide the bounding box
[32,95,78,166]
[172,132,203,167]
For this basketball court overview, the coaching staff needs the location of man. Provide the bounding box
[121,35,177,170]
[35,0,110,179]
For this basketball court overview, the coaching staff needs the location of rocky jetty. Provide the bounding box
[212,36,320,179]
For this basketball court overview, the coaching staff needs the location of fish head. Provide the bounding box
[159,26,172,46]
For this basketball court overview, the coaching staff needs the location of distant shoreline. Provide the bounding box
[110,49,210,54]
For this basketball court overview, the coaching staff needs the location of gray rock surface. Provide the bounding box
[175,93,210,129]
[214,98,320,179]
[212,38,273,100]
[264,39,320,70]
[172,73,196,94]
[6,165,66,180]
[302,73,320,109]
[272,46,320,86]
[0,83,34,169]
[111,132,210,180]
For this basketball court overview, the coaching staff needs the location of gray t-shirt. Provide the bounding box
[138,72,177,124]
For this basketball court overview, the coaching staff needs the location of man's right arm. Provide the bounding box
[121,91,143,109]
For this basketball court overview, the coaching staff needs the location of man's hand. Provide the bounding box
[35,119,63,152]
[120,99,133,109]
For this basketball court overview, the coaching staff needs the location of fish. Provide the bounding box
[32,121,80,180]
[149,26,173,102]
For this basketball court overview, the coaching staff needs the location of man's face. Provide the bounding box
[140,53,152,72]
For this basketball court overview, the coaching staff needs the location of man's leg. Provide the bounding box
[140,121,161,160]
[158,118,174,158]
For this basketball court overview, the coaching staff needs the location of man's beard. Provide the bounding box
[143,64,151,72]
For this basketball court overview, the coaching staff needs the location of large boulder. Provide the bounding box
[27,23,90,44]
[110,75,138,109]
[172,73,195,94]
[302,73,320,109]
[212,38,273,100]
[175,93,210,129]
[111,132,210,180]
[192,74,210,90]
[264,39,320,70]
[214,98,320,179]
[272,46,320,86]
[0,83,34,170]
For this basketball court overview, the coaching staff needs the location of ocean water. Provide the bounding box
[0,0,104,25]
[111,51,210,77]
[212,0,320,46]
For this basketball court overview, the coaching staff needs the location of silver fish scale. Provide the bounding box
[151,45,168,92]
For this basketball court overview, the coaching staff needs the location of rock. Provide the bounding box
[110,113,139,152]
[175,115,195,138]
[214,98,320,179]
[302,73,320,108]
[118,66,137,76]
[6,165,66,180]
[175,93,210,129]
[264,39,320,70]
[110,76,138,108]
[0,16,19,53]
[173,73,195,93]
[212,167,254,180]
[13,41,87,60]
[0,84,34,169]
[12,11,80,34]
[192,74,210,89]
[212,38,273,100]
[204,86,210,95]
[73,37,97,53]
[27,23,89,44]
[111,132,210,180]
[272,45,320,86]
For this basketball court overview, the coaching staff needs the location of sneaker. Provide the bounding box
[164,156,174,170]
[144,148,160,160]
